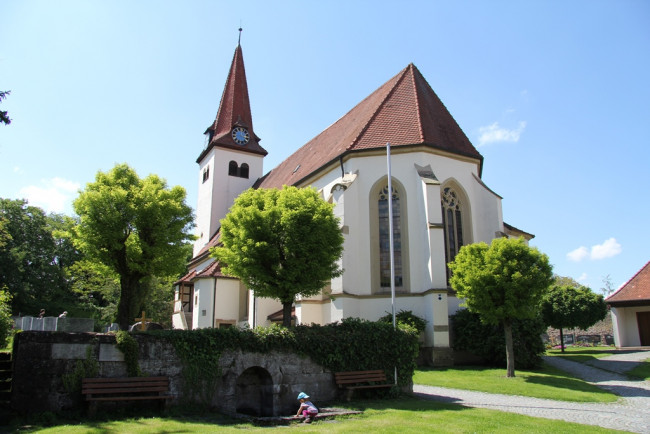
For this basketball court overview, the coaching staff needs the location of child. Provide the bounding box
[296,392,318,423]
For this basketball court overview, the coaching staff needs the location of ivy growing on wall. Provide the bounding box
[62,345,99,398]
[115,330,142,377]
[150,318,419,404]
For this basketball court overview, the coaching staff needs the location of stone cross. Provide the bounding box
[134,311,152,331]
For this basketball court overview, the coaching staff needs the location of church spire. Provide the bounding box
[198,36,267,163]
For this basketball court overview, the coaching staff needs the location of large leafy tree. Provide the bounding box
[541,282,607,352]
[0,198,68,315]
[212,186,344,327]
[448,237,553,377]
[72,164,194,329]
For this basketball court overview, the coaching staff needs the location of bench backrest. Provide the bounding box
[335,370,387,385]
[82,377,169,395]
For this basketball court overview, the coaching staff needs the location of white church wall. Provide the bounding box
[297,149,500,299]
[214,278,241,326]
[249,295,283,328]
[468,175,504,243]
[194,151,216,256]
[192,279,215,329]
[194,147,263,256]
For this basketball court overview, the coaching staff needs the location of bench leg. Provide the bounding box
[345,389,353,402]
[87,401,97,417]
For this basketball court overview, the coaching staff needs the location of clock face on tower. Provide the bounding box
[231,127,250,145]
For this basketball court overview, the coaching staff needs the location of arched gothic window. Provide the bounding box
[378,185,403,288]
[441,187,464,282]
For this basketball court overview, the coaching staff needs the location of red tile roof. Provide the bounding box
[195,260,229,279]
[257,63,483,189]
[606,261,650,306]
[198,44,267,162]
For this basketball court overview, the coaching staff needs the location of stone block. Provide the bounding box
[99,344,124,362]
[52,343,91,360]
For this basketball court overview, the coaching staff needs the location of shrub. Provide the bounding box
[451,309,546,369]
[378,310,427,334]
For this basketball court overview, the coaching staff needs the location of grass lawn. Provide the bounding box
[11,397,619,433]
[627,359,650,380]
[546,346,650,380]
[545,346,618,363]
[413,364,618,403]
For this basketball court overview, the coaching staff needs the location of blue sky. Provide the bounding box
[1,0,648,293]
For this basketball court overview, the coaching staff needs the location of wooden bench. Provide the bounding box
[82,376,172,415]
[334,370,393,400]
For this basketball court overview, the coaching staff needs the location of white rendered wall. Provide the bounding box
[214,278,242,324]
[194,147,264,256]
[610,306,650,347]
[306,150,502,297]
[247,294,283,328]
[192,278,215,329]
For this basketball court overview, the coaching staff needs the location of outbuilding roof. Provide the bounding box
[606,261,650,307]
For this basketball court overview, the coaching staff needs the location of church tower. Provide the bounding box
[194,39,267,256]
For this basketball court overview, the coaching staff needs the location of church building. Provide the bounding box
[172,41,532,364]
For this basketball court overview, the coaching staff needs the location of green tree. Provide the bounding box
[72,164,194,329]
[541,283,607,352]
[0,287,13,348]
[448,237,553,377]
[0,198,67,315]
[0,90,10,126]
[65,259,120,326]
[212,186,344,327]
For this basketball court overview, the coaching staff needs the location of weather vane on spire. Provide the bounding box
[238,26,242,46]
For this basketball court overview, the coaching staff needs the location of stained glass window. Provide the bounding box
[442,187,464,282]
[378,185,402,288]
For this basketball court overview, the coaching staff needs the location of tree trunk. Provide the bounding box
[503,319,516,378]
[559,328,565,353]
[282,301,293,327]
[117,274,143,330]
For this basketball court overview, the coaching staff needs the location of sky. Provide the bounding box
[1,0,648,293]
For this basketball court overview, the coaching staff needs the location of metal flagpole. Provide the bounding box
[386,142,398,385]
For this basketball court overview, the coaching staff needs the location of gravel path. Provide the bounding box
[413,350,650,433]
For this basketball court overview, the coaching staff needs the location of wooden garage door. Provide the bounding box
[637,311,650,346]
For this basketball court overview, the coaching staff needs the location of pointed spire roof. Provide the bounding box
[198,43,267,162]
[257,63,482,189]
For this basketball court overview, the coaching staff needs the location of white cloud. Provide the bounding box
[590,237,622,260]
[566,238,622,262]
[18,177,80,214]
[478,121,526,147]
[567,246,589,262]
[577,273,588,282]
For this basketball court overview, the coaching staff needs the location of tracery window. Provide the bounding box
[378,185,403,288]
[441,187,464,282]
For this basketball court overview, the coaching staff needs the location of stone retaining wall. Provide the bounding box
[11,332,350,416]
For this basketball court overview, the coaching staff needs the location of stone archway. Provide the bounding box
[235,366,274,417]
